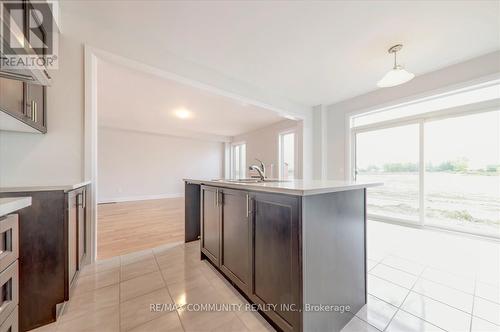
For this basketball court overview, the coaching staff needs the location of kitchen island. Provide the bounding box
[184,179,382,332]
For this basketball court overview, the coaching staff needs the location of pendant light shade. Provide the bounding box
[377,44,415,88]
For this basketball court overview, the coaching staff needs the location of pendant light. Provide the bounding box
[377,44,415,88]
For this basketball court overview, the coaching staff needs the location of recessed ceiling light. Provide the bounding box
[377,44,415,88]
[174,108,192,119]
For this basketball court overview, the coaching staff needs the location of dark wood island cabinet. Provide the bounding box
[219,188,252,295]
[185,179,381,332]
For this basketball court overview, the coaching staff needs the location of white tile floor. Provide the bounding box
[345,221,500,332]
[31,220,500,332]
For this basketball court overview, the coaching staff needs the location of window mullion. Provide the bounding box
[419,120,425,226]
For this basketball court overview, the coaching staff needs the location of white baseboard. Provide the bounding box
[98,193,184,204]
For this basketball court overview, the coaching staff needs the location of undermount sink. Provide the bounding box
[261,179,291,183]
[226,178,261,183]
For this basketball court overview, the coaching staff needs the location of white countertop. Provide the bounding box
[0,197,32,216]
[184,179,382,196]
[0,181,91,193]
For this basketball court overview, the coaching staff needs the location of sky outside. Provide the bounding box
[356,110,500,170]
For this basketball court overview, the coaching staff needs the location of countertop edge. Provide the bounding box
[0,181,91,193]
[0,197,32,217]
[183,179,382,196]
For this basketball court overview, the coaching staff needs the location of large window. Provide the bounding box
[231,143,246,179]
[425,112,500,235]
[351,82,500,237]
[279,131,295,179]
[356,124,420,222]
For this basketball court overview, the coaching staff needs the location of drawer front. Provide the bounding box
[0,261,18,326]
[0,215,19,273]
[0,306,18,332]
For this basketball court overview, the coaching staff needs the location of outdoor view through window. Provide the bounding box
[354,99,499,237]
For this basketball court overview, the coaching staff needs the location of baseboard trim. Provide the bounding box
[98,193,184,204]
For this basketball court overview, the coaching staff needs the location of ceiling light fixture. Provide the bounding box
[174,108,192,119]
[377,44,415,88]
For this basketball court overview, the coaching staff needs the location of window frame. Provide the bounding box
[230,142,246,179]
[278,129,297,179]
[348,96,500,238]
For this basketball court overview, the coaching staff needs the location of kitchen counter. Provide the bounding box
[183,178,382,196]
[0,197,32,216]
[185,178,382,331]
[0,181,91,193]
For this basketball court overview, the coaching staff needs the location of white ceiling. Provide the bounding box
[62,1,499,107]
[97,59,286,140]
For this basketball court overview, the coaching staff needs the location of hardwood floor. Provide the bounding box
[97,198,185,259]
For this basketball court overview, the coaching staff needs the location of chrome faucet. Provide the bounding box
[249,158,266,181]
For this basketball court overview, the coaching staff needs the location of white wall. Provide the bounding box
[0,34,85,187]
[231,119,303,179]
[326,51,500,181]
[98,127,223,203]
[0,3,311,188]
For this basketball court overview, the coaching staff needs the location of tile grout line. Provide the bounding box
[409,274,476,315]
[118,250,183,331]
[359,255,489,332]
[153,247,188,332]
[381,265,426,332]
[374,261,422,277]
[397,307,448,331]
[52,260,122,330]
[370,267,477,302]
[386,276,451,331]
[381,253,481,285]
[469,274,477,332]
[417,275,475,295]
[368,273,413,292]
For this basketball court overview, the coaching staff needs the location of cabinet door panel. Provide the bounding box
[221,189,251,293]
[201,187,220,265]
[26,84,45,127]
[253,193,301,332]
[67,192,78,291]
[0,78,24,116]
[77,189,86,267]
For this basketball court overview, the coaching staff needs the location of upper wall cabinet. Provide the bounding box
[0,0,51,133]
[0,0,52,85]
[0,77,47,133]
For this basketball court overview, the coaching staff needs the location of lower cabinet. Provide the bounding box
[66,187,87,296]
[251,192,301,332]
[220,189,252,295]
[200,186,302,332]
[67,190,78,289]
[200,186,221,265]
[0,215,20,332]
[0,185,89,331]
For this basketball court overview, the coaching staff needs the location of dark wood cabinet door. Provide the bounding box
[26,83,46,128]
[252,192,301,332]
[67,191,78,292]
[201,186,220,266]
[0,78,25,116]
[77,188,86,267]
[184,183,201,242]
[220,189,252,294]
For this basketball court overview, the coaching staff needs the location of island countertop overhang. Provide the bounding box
[183,179,382,196]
